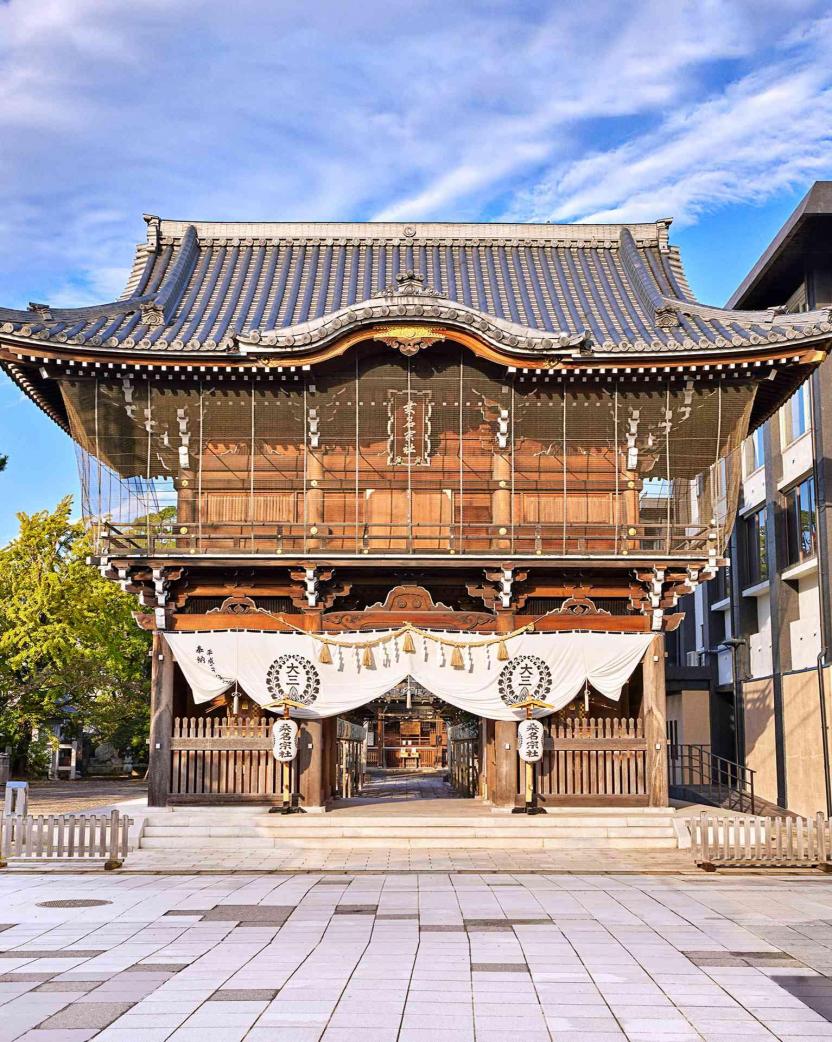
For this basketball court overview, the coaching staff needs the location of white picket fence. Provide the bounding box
[690,810,831,868]
[0,810,131,867]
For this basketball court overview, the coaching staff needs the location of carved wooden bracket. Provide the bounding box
[98,563,184,628]
[467,565,529,611]
[288,565,350,611]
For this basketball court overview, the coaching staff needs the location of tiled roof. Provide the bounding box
[2,216,831,359]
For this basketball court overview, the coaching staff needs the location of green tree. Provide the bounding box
[0,497,150,773]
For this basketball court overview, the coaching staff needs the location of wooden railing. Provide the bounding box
[534,717,648,804]
[691,811,831,869]
[102,517,714,559]
[170,716,283,801]
[0,810,131,868]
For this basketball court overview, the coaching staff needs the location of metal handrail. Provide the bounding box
[668,743,756,813]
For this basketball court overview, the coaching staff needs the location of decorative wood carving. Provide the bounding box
[324,583,494,631]
[207,594,267,616]
[373,324,444,357]
[554,595,610,617]
[366,585,451,613]
[323,609,496,633]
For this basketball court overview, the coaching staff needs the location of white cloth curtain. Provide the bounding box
[163,629,653,721]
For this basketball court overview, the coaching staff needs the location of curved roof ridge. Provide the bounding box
[140,225,200,328]
[149,215,668,246]
[619,228,832,328]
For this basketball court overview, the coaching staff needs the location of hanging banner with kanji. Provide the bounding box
[164,629,652,721]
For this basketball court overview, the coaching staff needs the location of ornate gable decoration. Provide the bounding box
[554,595,610,617]
[373,270,440,298]
[207,594,269,616]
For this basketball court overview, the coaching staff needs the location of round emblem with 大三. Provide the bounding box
[517,718,545,762]
[498,654,553,707]
[272,718,299,762]
[265,654,320,706]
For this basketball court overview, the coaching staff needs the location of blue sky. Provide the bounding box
[1,0,831,542]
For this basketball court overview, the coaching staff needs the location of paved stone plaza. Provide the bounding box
[2,871,832,1041]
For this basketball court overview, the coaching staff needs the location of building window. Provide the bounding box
[783,382,811,445]
[785,476,817,565]
[745,426,765,472]
[744,508,768,586]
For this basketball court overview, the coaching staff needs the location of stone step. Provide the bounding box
[142,823,676,840]
[144,808,675,825]
[139,834,680,851]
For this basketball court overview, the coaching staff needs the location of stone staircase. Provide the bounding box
[139,806,683,852]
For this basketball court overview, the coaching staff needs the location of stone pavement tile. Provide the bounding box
[763,1025,832,1037]
[210,988,278,1001]
[167,1029,249,1042]
[81,1027,174,1042]
[33,983,93,993]
[545,1034,626,1042]
[38,1002,134,1030]
[398,1031,474,1042]
[16,1032,99,1042]
[320,1030,399,1042]
[245,1031,324,1042]
[546,1019,624,1036]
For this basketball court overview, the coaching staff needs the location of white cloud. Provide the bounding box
[0,0,830,307]
[513,19,832,226]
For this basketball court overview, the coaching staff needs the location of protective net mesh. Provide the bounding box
[60,343,752,558]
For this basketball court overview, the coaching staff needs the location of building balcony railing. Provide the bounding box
[97,518,717,559]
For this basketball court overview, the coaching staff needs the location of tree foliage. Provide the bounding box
[0,497,150,771]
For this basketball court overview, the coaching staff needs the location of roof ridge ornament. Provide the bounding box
[373,270,440,298]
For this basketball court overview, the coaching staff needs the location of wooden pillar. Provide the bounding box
[479,718,489,800]
[298,719,324,809]
[484,719,496,801]
[642,633,669,807]
[321,717,338,800]
[306,449,324,550]
[492,453,511,550]
[493,721,517,807]
[148,631,174,807]
[491,609,518,807]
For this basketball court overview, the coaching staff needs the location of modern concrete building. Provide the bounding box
[669,182,832,817]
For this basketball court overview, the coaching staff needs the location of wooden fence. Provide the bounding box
[0,810,131,867]
[691,811,832,868]
[170,716,284,801]
[534,717,648,804]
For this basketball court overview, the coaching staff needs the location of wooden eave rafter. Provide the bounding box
[1,326,827,376]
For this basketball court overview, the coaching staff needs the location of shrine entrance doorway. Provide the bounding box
[331,678,483,806]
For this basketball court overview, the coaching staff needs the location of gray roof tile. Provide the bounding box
[1,217,831,359]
